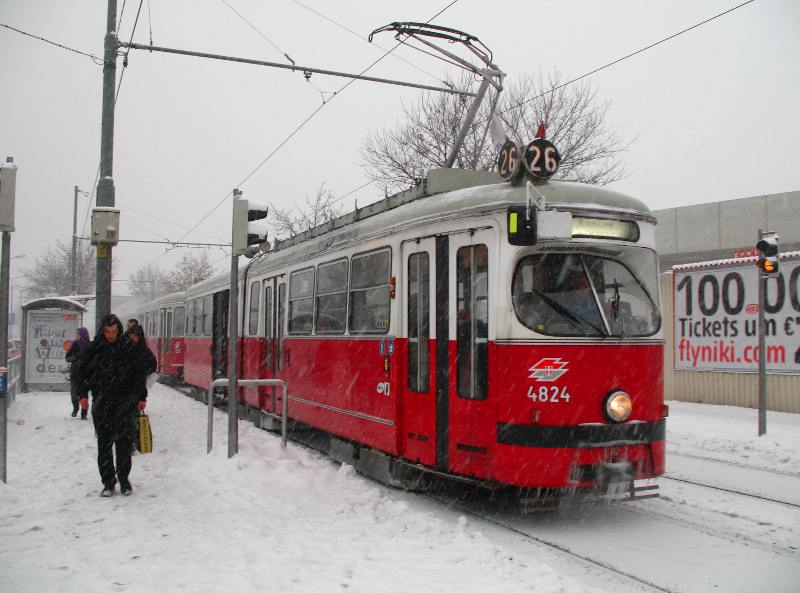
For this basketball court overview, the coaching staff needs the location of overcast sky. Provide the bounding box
[2,0,798,297]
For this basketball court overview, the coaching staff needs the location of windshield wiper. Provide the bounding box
[531,289,607,336]
[610,279,626,338]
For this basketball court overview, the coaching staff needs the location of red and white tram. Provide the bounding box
[181,166,666,497]
[135,291,186,383]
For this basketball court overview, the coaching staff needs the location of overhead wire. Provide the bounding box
[497,0,757,116]
[0,23,103,65]
[291,0,445,86]
[163,0,461,254]
[219,0,296,66]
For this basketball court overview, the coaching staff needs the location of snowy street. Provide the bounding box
[1,385,799,593]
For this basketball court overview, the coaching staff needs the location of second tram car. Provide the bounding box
[179,167,666,498]
[135,291,187,383]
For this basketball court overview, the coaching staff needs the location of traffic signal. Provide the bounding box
[756,231,780,275]
[0,156,17,232]
[232,190,269,256]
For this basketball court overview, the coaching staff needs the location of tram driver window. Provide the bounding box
[511,252,660,337]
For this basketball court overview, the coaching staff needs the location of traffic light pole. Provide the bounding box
[227,248,239,458]
[757,229,767,436]
[757,267,767,436]
[95,0,118,328]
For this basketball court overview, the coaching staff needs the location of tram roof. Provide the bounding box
[136,290,187,310]
[247,169,653,273]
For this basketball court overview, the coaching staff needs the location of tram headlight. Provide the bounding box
[604,390,632,423]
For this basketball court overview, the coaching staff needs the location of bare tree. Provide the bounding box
[127,263,168,301]
[20,240,115,300]
[161,251,215,294]
[359,70,629,194]
[269,183,343,239]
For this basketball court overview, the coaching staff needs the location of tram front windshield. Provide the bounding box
[512,250,660,337]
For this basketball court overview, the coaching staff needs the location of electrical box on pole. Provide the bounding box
[232,190,269,256]
[0,157,17,232]
[91,207,121,246]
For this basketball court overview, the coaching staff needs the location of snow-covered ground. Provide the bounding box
[1,385,799,593]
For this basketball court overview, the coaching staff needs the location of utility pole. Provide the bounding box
[95,0,118,329]
[71,186,79,295]
[1,156,18,484]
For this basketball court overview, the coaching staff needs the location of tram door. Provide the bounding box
[401,238,437,468]
[448,230,493,479]
[211,290,229,379]
[164,309,173,373]
[159,308,168,372]
[261,276,284,413]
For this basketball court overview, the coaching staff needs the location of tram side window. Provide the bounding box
[173,306,185,337]
[186,300,195,335]
[349,249,391,334]
[248,281,261,335]
[203,295,213,336]
[456,244,489,400]
[194,298,204,336]
[288,268,314,335]
[315,259,347,334]
[408,252,430,393]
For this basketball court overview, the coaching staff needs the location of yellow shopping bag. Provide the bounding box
[139,412,153,454]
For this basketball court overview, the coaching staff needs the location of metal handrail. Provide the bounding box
[6,354,21,401]
[207,378,288,453]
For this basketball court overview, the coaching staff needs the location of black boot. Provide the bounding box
[71,409,78,418]
[80,409,88,420]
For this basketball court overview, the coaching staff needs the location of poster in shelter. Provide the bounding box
[25,311,80,384]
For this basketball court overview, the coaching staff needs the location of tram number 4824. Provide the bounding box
[527,385,571,403]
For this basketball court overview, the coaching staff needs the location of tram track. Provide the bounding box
[667,450,800,479]
[426,493,678,593]
[661,474,800,509]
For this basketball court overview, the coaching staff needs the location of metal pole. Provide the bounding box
[71,185,78,294]
[757,229,767,436]
[208,378,288,453]
[95,0,118,328]
[119,42,474,98]
[445,75,491,168]
[1,231,10,483]
[227,252,239,458]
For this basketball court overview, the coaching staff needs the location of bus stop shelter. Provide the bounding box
[21,297,87,392]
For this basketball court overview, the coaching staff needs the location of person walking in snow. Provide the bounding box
[74,314,153,497]
[65,327,91,419]
[125,323,157,452]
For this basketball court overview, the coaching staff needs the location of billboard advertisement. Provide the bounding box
[24,311,81,385]
[673,254,800,374]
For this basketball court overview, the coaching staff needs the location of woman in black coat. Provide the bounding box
[126,324,157,450]
[74,314,155,497]
[65,327,91,419]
